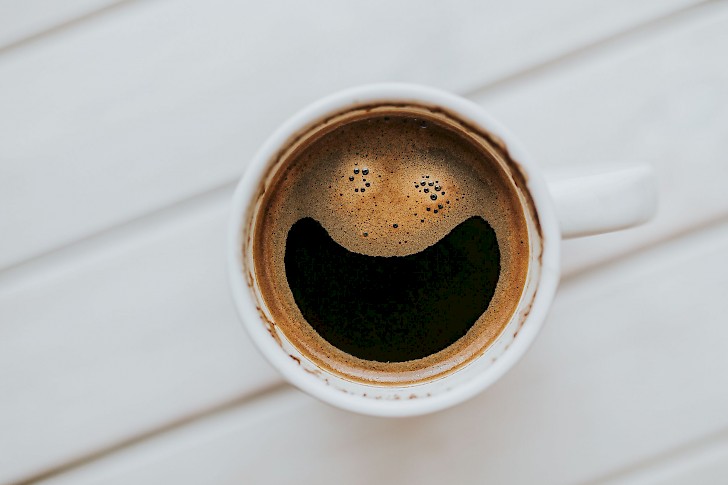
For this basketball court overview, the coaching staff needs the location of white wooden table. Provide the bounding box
[1,1,728,483]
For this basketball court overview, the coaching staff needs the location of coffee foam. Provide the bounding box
[252,105,530,385]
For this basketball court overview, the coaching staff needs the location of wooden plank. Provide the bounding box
[0,0,699,270]
[596,432,728,484]
[0,195,280,484]
[38,220,728,485]
[2,2,726,483]
[471,1,728,275]
[0,0,122,50]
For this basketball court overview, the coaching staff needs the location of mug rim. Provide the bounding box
[228,83,561,416]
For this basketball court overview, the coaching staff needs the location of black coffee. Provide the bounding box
[251,105,530,384]
[285,216,499,362]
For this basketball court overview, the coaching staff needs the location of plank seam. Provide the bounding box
[0,0,141,57]
[463,0,719,99]
[21,214,728,485]
[581,427,728,485]
[0,1,720,289]
[10,383,290,485]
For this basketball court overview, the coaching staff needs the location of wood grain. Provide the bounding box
[0,0,123,50]
[473,1,728,275]
[38,220,728,485]
[1,1,725,484]
[596,432,728,484]
[0,0,699,270]
[0,196,279,483]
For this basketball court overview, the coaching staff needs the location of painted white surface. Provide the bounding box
[39,220,728,485]
[601,433,728,485]
[0,195,280,483]
[0,0,699,270]
[474,2,728,275]
[0,0,726,483]
[0,0,122,49]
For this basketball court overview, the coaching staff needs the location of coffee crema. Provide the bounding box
[250,105,530,385]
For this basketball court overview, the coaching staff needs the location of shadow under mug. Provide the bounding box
[228,83,657,417]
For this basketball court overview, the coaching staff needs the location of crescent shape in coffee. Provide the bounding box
[285,216,500,362]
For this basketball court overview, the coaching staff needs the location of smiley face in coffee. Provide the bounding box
[252,105,530,385]
[285,215,499,363]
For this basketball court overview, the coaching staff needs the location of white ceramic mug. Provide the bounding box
[228,83,657,417]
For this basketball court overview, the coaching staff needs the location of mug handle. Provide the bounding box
[543,163,658,239]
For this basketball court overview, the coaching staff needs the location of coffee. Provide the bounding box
[251,105,530,385]
[286,216,499,362]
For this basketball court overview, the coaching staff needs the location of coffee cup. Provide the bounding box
[228,83,656,416]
